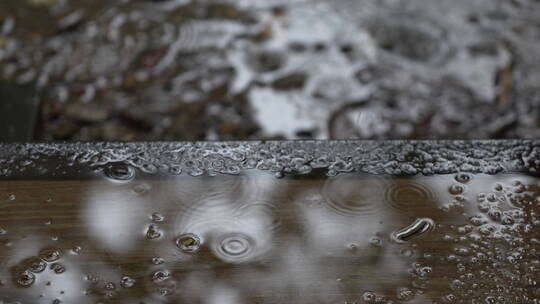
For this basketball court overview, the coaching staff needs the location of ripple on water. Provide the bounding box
[384,180,438,213]
[169,175,246,217]
[322,174,389,216]
[213,232,256,263]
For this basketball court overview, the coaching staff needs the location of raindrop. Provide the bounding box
[152,257,165,265]
[370,237,382,247]
[151,212,164,222]
[120,276,135,288]
[50,263,66,274]
[24,257,47,273]
[391,218,435,243]
[146,225,162,239]
[449,184,465,195]
[175,233,201,253]
[71,246,82,254]
[38,248,61,262]
[151,270,171,284]
[104,162,135,181]
[15,270,35,287]
[455,173,472,184]
[397,287,414,301]
[104,282,116,290]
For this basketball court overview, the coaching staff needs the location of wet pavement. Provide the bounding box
[1,0,540,140]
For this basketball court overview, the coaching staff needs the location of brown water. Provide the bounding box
[1,170,539,303]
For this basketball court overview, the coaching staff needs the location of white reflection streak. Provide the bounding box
[83,184,148,254]
[204,284,244,304]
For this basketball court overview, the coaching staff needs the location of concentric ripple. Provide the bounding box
[213,232,256,263]
[322,174,389,216]
[384,180,437,213]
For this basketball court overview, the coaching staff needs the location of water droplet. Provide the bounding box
[24,257,47,273]
[146,225,162,239]
[104,162,135,181]
[455,173,472,184]
[38,248,61,262]
[151,212,164,222]
[50,263,65,274]
[104,282,116,290]
[152,257,165,265]
[176,233,201,253]
[347,243,358,252]
[391,217,435,243]
[397,287,414,301]
[370,237,382,247]
[120,276,135,288]
[449,184,465,195]
[14,270,35,287]
[151,270,171,284]
[71,246,82,254]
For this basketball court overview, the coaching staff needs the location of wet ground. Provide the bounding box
[1,0,540,140]
[0,141,540,303]
[2,169,540,303]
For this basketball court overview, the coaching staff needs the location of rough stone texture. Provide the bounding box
[1,140,540,178]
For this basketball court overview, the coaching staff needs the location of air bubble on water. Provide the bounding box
[151,212,164,222]
[24,257,47,273]
[455,173,471,184]
[104,282,116,290]
[120,276,135,288]
[347,243,358,252]
[156,286,174,296]
[104,162,135,182]
[50,263,66,274]
[151,270,171,284]
[8,194,16,201]
[397,287,414,301]
[152,257,165,265]
[0,227,6,235]
[391,217,435,243]
[39,248,61,262]
[15,270,35,287]
[146,225,162,239]
[175,233,201,253]
[449,184,465,195]
[71,246,82,254]
[370,237,382,247]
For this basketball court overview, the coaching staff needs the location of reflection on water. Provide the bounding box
[0,170,539,303]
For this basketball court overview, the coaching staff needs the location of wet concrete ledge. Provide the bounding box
[1,140,539,179]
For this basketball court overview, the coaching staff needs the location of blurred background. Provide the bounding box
[1,0,540,141]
